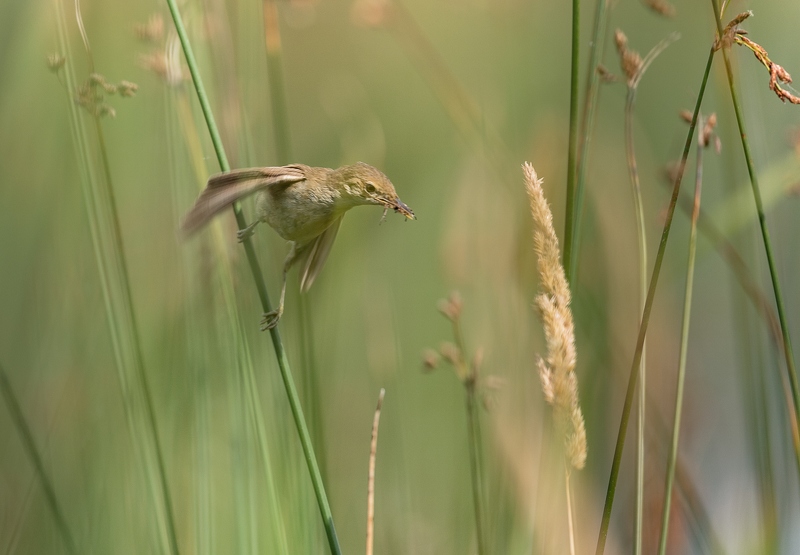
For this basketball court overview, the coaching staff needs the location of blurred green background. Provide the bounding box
[1,0,800,553]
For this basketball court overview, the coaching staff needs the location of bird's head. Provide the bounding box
[333,162,415,220]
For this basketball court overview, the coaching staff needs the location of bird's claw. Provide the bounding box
[260,308,283,331]
[237,221,259,243]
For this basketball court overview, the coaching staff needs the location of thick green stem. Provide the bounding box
[594,46,715,555]
[164,1,341,553]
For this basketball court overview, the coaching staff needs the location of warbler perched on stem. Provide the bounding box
[182,162,415,329]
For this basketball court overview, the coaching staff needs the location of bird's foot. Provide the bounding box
[260,307,284,331]
[237,221,260,243]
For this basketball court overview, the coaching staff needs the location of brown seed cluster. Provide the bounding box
[717,11,800,105]
[614,30,643,85]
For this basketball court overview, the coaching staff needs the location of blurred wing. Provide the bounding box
[180,166,306,236]
[298,216,343,293]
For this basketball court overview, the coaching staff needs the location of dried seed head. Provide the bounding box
[97,104,117,118]
[679,109,693,124]
[47,53,65,72]
[118,81,139,98]
[439,342,461,366]
[700,113,717,147]
[422,349,440,371]
[437,291,463,322]
[662,160,682,184]
[524,162,587,470]
[643,0,676,18]
[615,29,643,83]
[471,346,484,375]
[716,11,753,51]
[134,14,164,43]
[596,64,617,83]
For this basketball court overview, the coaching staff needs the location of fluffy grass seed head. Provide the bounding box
[523,162,586,470]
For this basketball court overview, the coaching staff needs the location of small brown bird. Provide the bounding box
[182,162,415,329]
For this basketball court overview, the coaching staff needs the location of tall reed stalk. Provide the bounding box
[163,1,341,552]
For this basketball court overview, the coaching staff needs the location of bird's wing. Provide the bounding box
[298,216,343,293]
[180,166,306,236]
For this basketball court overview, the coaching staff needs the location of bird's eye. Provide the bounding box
[365,183,376,194]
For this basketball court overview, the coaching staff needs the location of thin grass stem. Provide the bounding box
[449,316,487,555]
[565,467,577,555]
[657,120,705,555]
[0,363,78,555]
[465,377,487,555]
[366,389,386,555]
[163,2,341,552]
[594,44,715,555]
[624,82,648,555]
[708,0,800,474]
[569,0,610,283]
[262,0,292,164]
[563,0,581,277]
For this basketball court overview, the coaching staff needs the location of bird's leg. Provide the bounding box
[260,242,300,330]
[236,220,260,242]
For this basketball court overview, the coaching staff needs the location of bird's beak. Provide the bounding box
[390,197,416,220]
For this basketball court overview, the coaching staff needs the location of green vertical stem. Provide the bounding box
[595,45,714,555]
[623,84,648,555]
[0,363,78,555]
[164,2,341,553]
[452,318,486,555]
[465,378,486,555]
[562,0,581,276]
[657,124,704,555]
[708,0,800,461]
[299,295,327,478]
[569,0,610,284]
[262,0,292,165]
